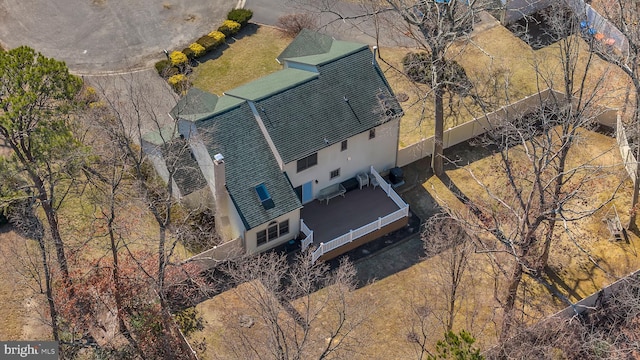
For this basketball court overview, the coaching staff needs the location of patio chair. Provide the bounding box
[357,172,369,189]
[370,174,379,190]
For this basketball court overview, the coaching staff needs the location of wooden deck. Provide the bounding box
[301,186,401,245]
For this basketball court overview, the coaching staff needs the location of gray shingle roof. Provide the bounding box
[162,138,208,196]
[254,48,402,164]
[194,101,301,230]
[276,29,335,63]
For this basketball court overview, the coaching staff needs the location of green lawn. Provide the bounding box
[190,25,292,95]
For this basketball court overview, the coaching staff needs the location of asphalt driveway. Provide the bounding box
[0,0,235,74]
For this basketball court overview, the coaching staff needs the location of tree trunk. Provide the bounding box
[500,262,523,342]
[539,135,572,270]
[157,225,167,294]
[40,198,71,289]
[432,85,445,177]
[107,201,141,353]
[630,168,639,230]
[37,234,59,342]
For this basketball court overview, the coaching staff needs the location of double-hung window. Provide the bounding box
[297,153,318,172]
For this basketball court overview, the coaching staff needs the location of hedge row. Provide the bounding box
[155,8,254,92]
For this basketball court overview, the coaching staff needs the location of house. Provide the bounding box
[147,30,410,263]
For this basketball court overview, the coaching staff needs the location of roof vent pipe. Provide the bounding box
[372,46,378,66]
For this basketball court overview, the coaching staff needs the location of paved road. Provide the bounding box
[0,0,235,74]
[247,0,417,48]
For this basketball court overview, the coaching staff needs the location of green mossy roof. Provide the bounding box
[225,68,318,101]
[171,87,244,122]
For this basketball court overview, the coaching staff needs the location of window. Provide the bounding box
[279,220,289,236]
[268,222,279,241]
[369,128,376,139]
[297,153,318,172]
[330,168,340,179]
[256,220,290,246]
[341,140,348,151]
[257,230,267,246]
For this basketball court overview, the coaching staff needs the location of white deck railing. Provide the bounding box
[370,166,409,209]
[300,219,314,251]
[310,206,409,262]
[309,167,410,263]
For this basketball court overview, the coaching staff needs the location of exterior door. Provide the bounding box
[302,181,313,204]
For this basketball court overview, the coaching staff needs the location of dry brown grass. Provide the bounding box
[381,26,631,148]
[0,229,52,340]
[420,130,640,339]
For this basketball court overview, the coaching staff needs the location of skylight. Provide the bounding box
[255,183,275,210]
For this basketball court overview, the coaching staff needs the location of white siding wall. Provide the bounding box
[284,61,319,73]
[245,209,301,254]
[225,192,246,241]
[284,118,399,198]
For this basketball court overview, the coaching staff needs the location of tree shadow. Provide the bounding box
[191,23,261,65]
[543,266,584,302]
[0,222,12,234]
[628,225,640,240]
[230,23,261,41]
[338,211,424,288]
[193,43,230,64]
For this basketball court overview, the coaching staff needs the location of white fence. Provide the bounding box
[311,206,410,263]
[369,165,408,208]
[617,115,637,183]
[184,237,243,268]
[551,269,640,319]
[397,90,554,167]
[300,219,314,251]
[309,167,410,263]
[397,89,619,167]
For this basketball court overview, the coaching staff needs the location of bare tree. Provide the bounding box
[296,0,492,176]
[487,274,640,359]
[71,73,215,358]
[220,251,373,360]
[405,214,480,359]
[422,214,475,333]
[438,4,623,341]
[277,13,319,38]
[381,0,487,176]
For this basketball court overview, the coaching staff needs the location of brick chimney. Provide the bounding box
[212,153,234,240]
[212,153,226,204]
